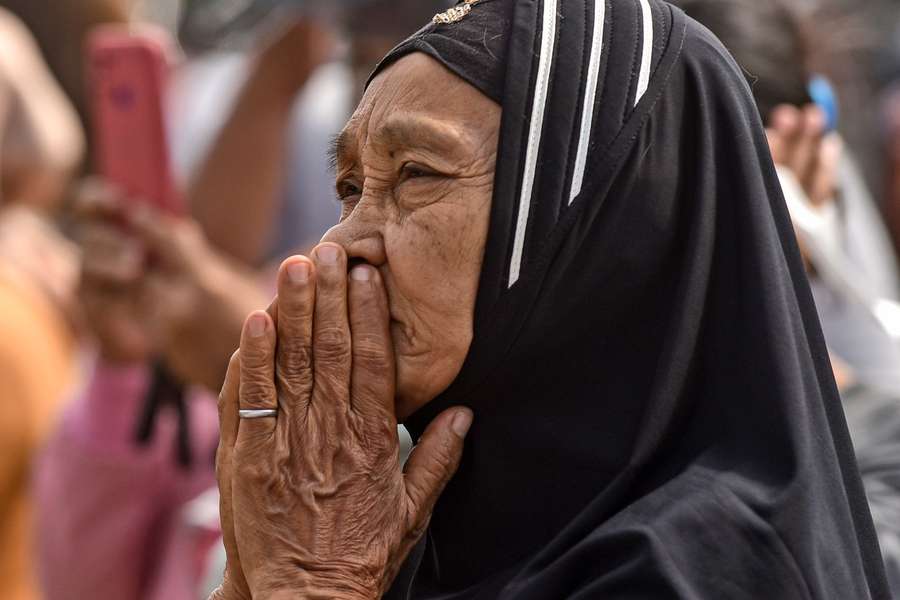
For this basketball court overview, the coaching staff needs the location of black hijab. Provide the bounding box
[370,0,890,597]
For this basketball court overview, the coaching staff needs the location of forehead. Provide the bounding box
[337,53,498,158]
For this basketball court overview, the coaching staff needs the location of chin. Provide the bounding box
[393,356,439,422]
[394,353,468,423]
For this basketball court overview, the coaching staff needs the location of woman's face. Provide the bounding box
[322,53,500,419]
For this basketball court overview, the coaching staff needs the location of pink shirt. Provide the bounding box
[34,362,222,600]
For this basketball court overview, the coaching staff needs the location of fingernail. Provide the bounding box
[248,313,268,338]
[775,107,797,129]
[316,245,340,265]
[287,261,309,284]
[350,265,372,282]
[451,409,473,437]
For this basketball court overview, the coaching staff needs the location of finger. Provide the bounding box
[769,105,801,165]
[216,351,251,597]
[266,295,278,323]
[311,243,351,409]
[275,256,316,422]
[808,134,843,207]
[770,105,800,139]
[348,263,395,419]
[219,351,242,452]
[237,310,278,442]
[792,105,825,187]
[404,408,473,533]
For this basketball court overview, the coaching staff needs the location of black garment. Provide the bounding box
[372,0,890,597]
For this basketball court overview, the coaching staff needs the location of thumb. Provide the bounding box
[403,408,473,528]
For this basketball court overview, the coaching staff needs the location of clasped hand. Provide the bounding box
[213,244,473,599]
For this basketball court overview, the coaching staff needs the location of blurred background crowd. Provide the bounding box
[2,0,900,598]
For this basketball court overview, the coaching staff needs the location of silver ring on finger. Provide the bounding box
[238,409,278,419]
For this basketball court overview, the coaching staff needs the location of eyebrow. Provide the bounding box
[329,114,471,174]
[327,130,353,175]
[376,115,469,156]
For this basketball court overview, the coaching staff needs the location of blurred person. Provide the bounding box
[0,208,80,600]
[209,1,889,597]
[35,182,267,600]
[672,0,900,406]
[0,9,85,600]
[676,0,900,591]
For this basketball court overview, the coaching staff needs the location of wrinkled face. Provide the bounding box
[322,53,501,420]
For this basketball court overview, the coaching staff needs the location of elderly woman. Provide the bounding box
[213,0,890,598]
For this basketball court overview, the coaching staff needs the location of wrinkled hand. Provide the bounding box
[214,244,473,599]
[75,179,267,390]
[766,104,843,208]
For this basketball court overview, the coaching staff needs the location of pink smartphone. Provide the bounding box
[87,26,183,215]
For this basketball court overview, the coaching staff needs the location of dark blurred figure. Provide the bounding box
[676,0,900,592]
[0,7,85,600]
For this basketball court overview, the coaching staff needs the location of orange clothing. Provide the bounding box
[0,268,76,600]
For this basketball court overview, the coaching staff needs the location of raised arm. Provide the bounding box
[188,20,333,265]
[0,7,84,209]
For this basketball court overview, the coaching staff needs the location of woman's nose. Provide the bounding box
[320,212,387,268]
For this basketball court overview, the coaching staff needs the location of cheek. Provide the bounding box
[385,192,489,317]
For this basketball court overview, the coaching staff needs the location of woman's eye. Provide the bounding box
[401,164,435,182]
[336,181,362,202]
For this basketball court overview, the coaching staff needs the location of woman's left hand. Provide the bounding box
[215,243,473,600]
